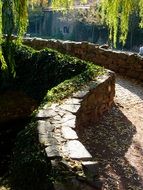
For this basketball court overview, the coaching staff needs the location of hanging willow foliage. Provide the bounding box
[0,0,48,77]
[100,0,143,46]
[0,0,143,77]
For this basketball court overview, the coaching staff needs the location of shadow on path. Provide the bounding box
[76,103,143,189]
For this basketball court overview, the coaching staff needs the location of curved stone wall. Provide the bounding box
[36,70,115,189]
[23,38,143,81]
[36,71,115,159]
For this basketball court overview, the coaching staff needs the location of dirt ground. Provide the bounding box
[77,75,143,190]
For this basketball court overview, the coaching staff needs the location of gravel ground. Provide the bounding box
[77,74,143,190]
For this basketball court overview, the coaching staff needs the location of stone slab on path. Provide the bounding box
[61,126,78,139]
[62,140,92,160]
[36,71,115,189]
[45,145,62,159]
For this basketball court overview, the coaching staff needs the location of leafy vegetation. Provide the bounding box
[0,42,105,189]
[100,0,143,46]
[45,63,105,105]
[1,42,88,100]
[0,0,143,76]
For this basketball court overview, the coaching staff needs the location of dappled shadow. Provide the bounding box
[76,103,143,189]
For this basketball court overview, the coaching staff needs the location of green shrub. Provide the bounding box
[1,42,89,101]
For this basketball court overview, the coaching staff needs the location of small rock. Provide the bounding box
[62,140,92,160]
[72,90,89,99]
[36,109,57,118]
[62,126,78,140]
[64,98,82,105]
[59,104,80,113]
[45,145,61,159]
[62,118,76,128]
[61,113,76,123]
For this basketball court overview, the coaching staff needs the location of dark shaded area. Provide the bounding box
[0,43,93,189]
[0,119,31,176]
[76,103,143,189]
[1,42,88,102]
[9,121,55,190]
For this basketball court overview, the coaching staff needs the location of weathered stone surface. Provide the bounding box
[44,137,60,146]
[61,113,76,123]
[45,145,61,159]
[62,140,92,160]
[36,109,57,118]
[64,98,82,105]
[72,90,89,99]
[24,38,143,81]
[61,118,76,128]
[62,126,78,140]
[39,134,49,145]
[59,104,80,113]
[82,161,99,175]
[53,115,62,120]
[37,120,55,133]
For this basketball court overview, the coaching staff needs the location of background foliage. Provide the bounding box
[0,0,143,76]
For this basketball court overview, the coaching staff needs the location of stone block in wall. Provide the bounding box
[132,63,143,71]
[108,64,120,72]
[76,71,115,128]
[117,52,128,61]
[139,74,143,81]
[81,41,89,50]
[126,70,139,79]
[139,59,143,65]
[87,43,99,53]
[23,38,143,81]
[113,59,127,66]
[126,54,139,64]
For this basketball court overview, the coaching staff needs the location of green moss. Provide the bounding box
[1,42,89,101]
[44,64,105,105]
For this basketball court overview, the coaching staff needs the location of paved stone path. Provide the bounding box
[36,74,143,190]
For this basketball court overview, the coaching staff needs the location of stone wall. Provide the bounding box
[36,71,115,189]
[23,38,143,81]
[76,71,115,128]
[37,71,115,159]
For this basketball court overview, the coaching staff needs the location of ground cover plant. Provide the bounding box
[0,42,105,190]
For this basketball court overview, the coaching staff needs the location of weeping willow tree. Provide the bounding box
[0,0,143,77]
[0,0,48,78]
[100,0,143,46]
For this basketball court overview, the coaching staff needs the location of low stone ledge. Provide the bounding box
[36,70,115,159]
[36,70,115,189]
[23,37,143,81]
[36,71,115,190]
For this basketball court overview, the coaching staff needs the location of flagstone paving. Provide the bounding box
[36,74,143,190]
